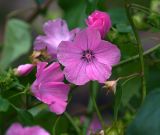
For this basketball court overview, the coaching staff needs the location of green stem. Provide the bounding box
[52,116,61,135]
[131,3,160,16]
[82,81,99,134]
[124,0,147,103]
[90,81,105,130]
[114,43,160,67]
[64,112,81,135]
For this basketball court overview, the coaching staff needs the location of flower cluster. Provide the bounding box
[15,10,120,116]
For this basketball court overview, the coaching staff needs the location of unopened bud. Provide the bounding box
[14,64,34,76]
[104,80,117,94]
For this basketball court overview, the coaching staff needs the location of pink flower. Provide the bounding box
[34,18,80,58]
[31,62,70,115]
[86,10,111,38]
[6,123,50,135]
[57,28,120,85]
[14,64,34,76]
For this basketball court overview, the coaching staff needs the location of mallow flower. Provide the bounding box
[31,62,70,115]
[86,10,111,38]
[57,28,120,85]
[34,18,80,58]
[14,64,34,76]
[6,123,50,135]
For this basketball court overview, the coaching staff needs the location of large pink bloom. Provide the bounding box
[6,123,50,135]
[34,18,80,58]
[57,28,120,85]
[86,10,111,38]
[31,62,70,115]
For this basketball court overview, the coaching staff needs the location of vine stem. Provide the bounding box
[64,112,81,135]
[114,43,160,67]
[52,116,61,135]
[90,81,106,131]
[124,0,147,103]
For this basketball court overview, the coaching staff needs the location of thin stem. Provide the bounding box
[114,43,160,67]
[8,91,25,99]
[52,116,61,135]
[124,0,147,103]
[132,3,160,16]
[64,112,81,135]
[90,81,106,130]
[82,81,98,134]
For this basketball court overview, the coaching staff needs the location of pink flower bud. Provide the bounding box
[14,64,34,76]
[86,10,112,38]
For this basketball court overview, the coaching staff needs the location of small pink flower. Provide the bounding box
[34,18,80,58]
[86,10,111,38]
[6,123,50,135]
[57,28,120,85]
[14,64,34,76]
[31,62,70,115]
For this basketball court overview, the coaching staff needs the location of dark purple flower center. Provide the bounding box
[82,50,95,62]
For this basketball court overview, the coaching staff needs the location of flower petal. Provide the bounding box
[64,61,90,85]
[74,28,101,50]
[25,126,50,135]
[38,62,64,83]
[43,19,70,38]
[6,123,23,135]
[57,41,82,66]
[36,62,48,78]
[34,35,58,58]
[49,100,67,115]
[70,28,80,40]
[86,60,111,83]
[94,41,121,66]
[37,82,70,104]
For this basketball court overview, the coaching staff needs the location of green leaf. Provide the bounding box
[17,109,34,125]
[0,19,31,70]
[0,96,10,112]
[114,81,122,121]
[116,23,132,33]
[127,89,160,135]
[108,8,128,25]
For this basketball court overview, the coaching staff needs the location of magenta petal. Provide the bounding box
[70,28,80,40]
[34,35,57,58]
[57,41,82,66]
[86,60,111,83]
[6,123,23,135]
[64,61,90,85]
[49,100,67,115]
[24,126,50,135]
[36,62,48,78]
[38,82,70,104]
[74,28,101,50]
[94,41,121,66]
[43,19,70,37]
[37,62,64,83]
